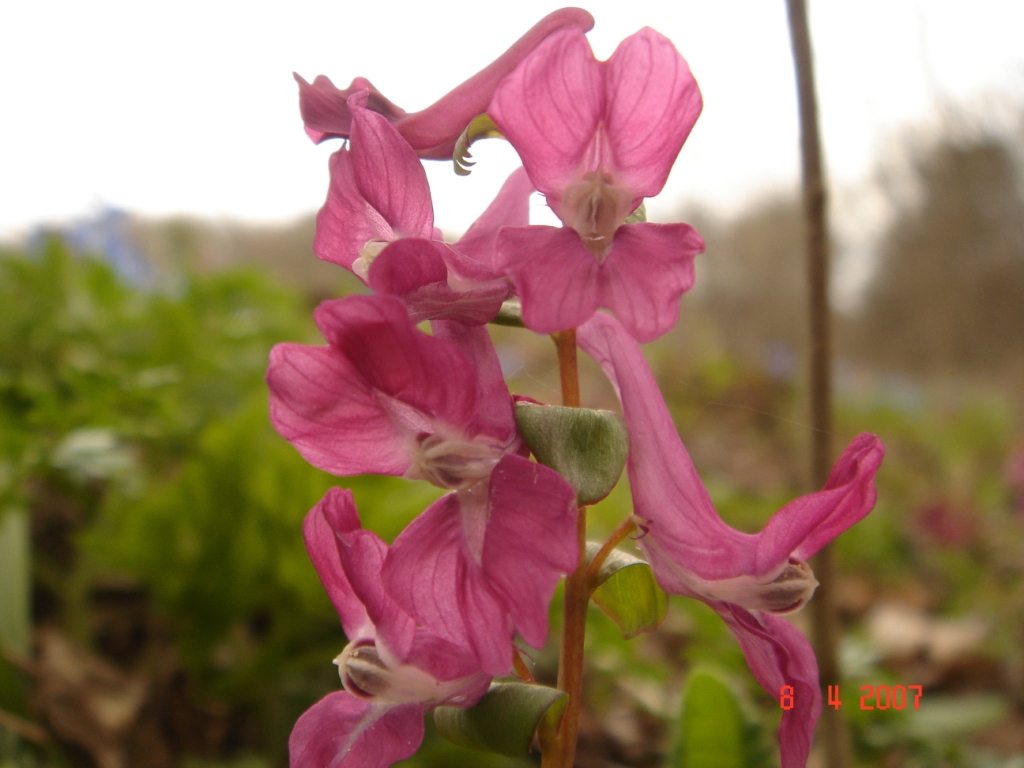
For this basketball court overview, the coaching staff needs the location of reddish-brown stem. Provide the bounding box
[540,329,586,768]
[585,516,636,586]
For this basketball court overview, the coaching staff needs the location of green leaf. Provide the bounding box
[673,669,746,768]
[452,114,504,176]
[514,403,628,505]
[434,681,566,757]
[624,201,647,224]
[587,542,667,638]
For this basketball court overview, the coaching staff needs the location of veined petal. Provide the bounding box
[303,489,374,642]
[267,342,413,476]
[393,9,596,159]
[383,456,576,676]
[314,148,385,270]
[289,692,424,768]
[349,92,434,240]
[712,604,820,768]
[295,74,406,144]
[755,434,884,576]
[603,28,703,198]
[497,226,602,334]
[578,312,753,581]
[489,28,604,202]
[599,222,703,342]
[367,240,509,326]
[314,296,479,437]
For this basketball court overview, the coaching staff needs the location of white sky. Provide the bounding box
[1,0,1022,241]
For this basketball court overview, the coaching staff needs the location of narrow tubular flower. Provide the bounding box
[290,487,491,768]
[489,26,705,341]
[295,8,595,158]
[268,295,578,675]
[577,311,884,768]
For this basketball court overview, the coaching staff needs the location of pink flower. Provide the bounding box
[268,295,578,674]
[291,487,490,768]
[489,27,705,341]
[314,91,533,324]
[295,8,595,159]
[578,312,884,768]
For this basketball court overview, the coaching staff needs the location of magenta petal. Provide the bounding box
[451,167,535,282]
[599,222,703,342]
[314,296,479,436]
[394,8,595,159]
[757,434,884,573]
[578,312,753,581]
[431,320,516,446]
[295,73,407,144]
[497,226,601,334]
[314,149,383,270]
[712,604,820,768]
[289,692,424,768]
[348,92,434,240]
[303,489,374,642]
[383,456,576,675]
[489,28,604,200]
[603,29,703,198]
[267,342,412,476]
[367,239,449,297]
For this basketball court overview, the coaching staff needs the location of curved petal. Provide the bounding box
[712,604,820,768]
[599,222,703,342]
[289,692,424,768]
[758,433,884,573]
[267,341,413,476]
[430,319,516,446]
[489,28,604,200]
[314,148,385,270]
[295,74,407,144]
[367,240,509,326]
[497,225,602,334]
[349,92,434,240]
[314,296,479,437]
[384,456,576,676]
[303,488,374,642]
[603,28,703,198]
[451,167,536,282]
[395,8,596,158]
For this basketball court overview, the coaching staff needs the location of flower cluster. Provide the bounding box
[271,9,884,768]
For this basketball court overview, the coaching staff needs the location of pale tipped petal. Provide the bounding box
[289,693,423,768]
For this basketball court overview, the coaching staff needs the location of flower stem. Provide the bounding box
[585,516,636,586]
[542,329,586,768]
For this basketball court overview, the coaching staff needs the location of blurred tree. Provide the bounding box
[855,134,1024,381]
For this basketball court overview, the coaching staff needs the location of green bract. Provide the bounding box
[586,542,667,638]
[514,403,628,505]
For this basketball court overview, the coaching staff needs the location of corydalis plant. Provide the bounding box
[273,9,884,768]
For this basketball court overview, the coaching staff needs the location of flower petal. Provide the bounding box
[314,148,384,270]
[756,433,884,574]
[603,28,703,198]
[383,456,576,676]
[497,225,602,334]
[489,28,604,203]
[267,341,413,476]
[289,692,424,768]
[599,222,702,342]
[295,74,407,144]
[348,92,434,240]
[712,604,820,768]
